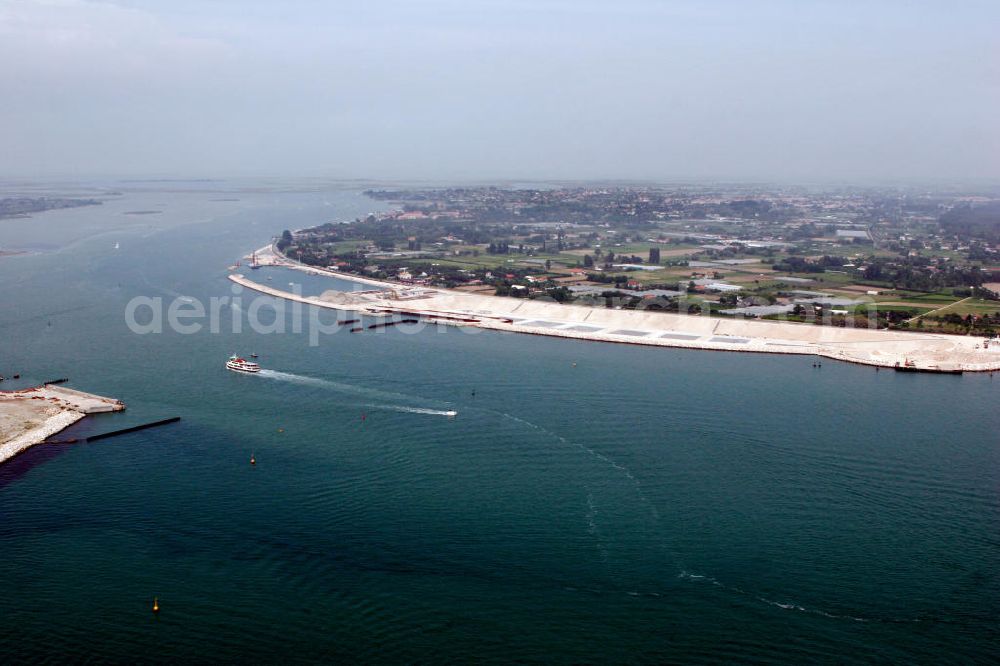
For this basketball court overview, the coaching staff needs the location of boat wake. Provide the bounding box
[498,411,658,520]
[257,369,456,418]
[374,405,458,417]
[678,570,880,623]
[258,369,336,389]
[586,492,610,564]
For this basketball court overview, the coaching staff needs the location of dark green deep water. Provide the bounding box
[0,185,997,663]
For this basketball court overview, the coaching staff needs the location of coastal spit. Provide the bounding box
[230,245,1000,374]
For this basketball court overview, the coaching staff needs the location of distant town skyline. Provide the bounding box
[1,0,998,182]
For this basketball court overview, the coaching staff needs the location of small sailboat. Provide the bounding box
[114,242,120,250]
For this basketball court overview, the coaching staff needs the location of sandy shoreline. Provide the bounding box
[234,245,1000,374]
[0,386,125,465]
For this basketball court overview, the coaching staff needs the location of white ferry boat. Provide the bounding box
[226,355,261,373]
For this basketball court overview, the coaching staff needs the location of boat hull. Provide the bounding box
[226,362,260,373]
[893,366,962,374]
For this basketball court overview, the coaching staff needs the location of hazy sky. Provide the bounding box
[1,0,998,182]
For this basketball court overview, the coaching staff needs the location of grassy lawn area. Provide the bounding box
[323,240,370,253]
[926,299,1000,317]
[656,245,703,257]
[403,256,510,270]
[808,271,857,285]
[769,271,857,285]
[723,273,779,285]
[389,250,582,271]
[528,252,591,265]
[737,279,793,290]
[916,248,967,262]
[623,269,691,285]
[596,241,703,257]
[887,291,960,303]
[848,303,934,315]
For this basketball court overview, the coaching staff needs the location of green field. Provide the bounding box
[319,239,371,254]
[926,298,1000,317]
[896,292,964,303]
[848,303,933,315]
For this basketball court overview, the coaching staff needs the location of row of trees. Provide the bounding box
[276,229,293,250]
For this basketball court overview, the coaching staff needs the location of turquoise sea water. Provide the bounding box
[0,184,997,663]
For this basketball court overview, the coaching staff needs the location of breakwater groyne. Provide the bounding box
[85,417,180,442]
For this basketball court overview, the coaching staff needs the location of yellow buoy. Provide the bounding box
[152,597,160,613]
